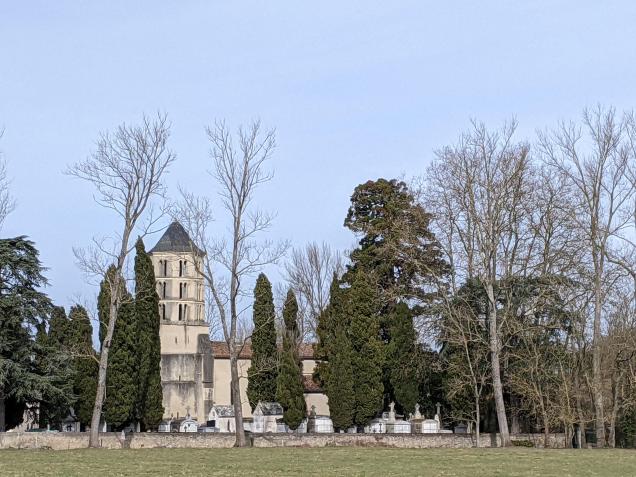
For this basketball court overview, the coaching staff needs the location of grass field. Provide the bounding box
[0,447,634,476]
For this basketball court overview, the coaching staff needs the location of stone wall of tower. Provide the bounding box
[149,250,213,423]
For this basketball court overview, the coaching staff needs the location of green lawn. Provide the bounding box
[0,448,634,476]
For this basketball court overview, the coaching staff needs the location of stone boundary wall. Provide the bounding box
[253,433,566,449]
[0,432,565,451]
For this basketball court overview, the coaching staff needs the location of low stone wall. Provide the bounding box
[0,432,236,450]
[0,432,565,451]
[253,433,566,449]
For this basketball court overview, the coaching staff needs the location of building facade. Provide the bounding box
[149,221,329,426]
[149,221,213,423]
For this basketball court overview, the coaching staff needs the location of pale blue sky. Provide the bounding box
[2,1,636,323]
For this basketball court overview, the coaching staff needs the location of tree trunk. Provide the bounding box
[592,251,606,447]
[486,283,511,447]
[543,412,550,448]
[0,390,5,432]
[574,369,587,448]
[89,294,119,447]
[475,399,481,448]
[230,354,247,447]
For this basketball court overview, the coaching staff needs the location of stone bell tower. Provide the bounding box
[148,221,213,423]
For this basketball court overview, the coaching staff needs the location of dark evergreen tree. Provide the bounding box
[344,178,448,307]
[324,320,355,431]
[247,273,278,410]
[343,179,449,410]
[38,307,75,429]
[99,268,137,429]
[314,273,342,386]
[276,290,306,430]
[0,237,69,431]
[48,306,70,348]
[68,305,98,428]
[134,238,164,430]
[348,271,384,427]
[386,302,420,415]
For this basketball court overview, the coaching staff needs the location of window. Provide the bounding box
[179,282,187,299]
[161,304,166,320]
[178,304,183,321]
[179,260,183,277]
[162,260,167,277]
[162,282,167,299]
[184,260,188,276]
[184,304,188,320]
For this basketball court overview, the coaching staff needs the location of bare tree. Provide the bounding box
[285,242,343,341]
[538,106,636,446]
[0,130,15,229]
[438,291,491,447]
[426,119,532,446]
[176,120,288,447]
[67,114,175,447]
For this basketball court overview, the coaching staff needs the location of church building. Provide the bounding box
[149,221,329,427]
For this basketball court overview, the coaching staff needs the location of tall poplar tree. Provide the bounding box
[247,273,278,410]
[68,305,98,428]
[276,290,306,430]
[133,238,164,430]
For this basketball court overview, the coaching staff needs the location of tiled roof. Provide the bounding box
[149,221,203,255]
[254,401,283,416]
[210,405,235,417]
[210,341,315,359]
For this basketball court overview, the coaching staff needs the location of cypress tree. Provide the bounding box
[134,238,164,430]
[387,302,420,415]
[314,273,342,385]
[324,320,355,431]
[48,306,70,348]
[348,271,384,427]
[276,290,306,430]
[39,306,75,429]
[100,269,137,430]
[68,305,98,428]
[247,273,278,410]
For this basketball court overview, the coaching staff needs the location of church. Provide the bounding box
[148,221,329,427]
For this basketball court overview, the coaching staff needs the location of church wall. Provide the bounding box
[302,359,317,375]
[213,356,329,419]
[212,358,253,418]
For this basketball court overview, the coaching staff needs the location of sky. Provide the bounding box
[2,1,636,331]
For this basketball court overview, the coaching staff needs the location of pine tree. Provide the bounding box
[68,305,98,428]
[348,271,384,427]
[247,273,278,410]
[276,290,306,430]
[99,268,138,430]
[134,238,164,430]
[387,302,420,415]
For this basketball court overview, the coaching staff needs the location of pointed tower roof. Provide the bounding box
[149,221,203,255]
